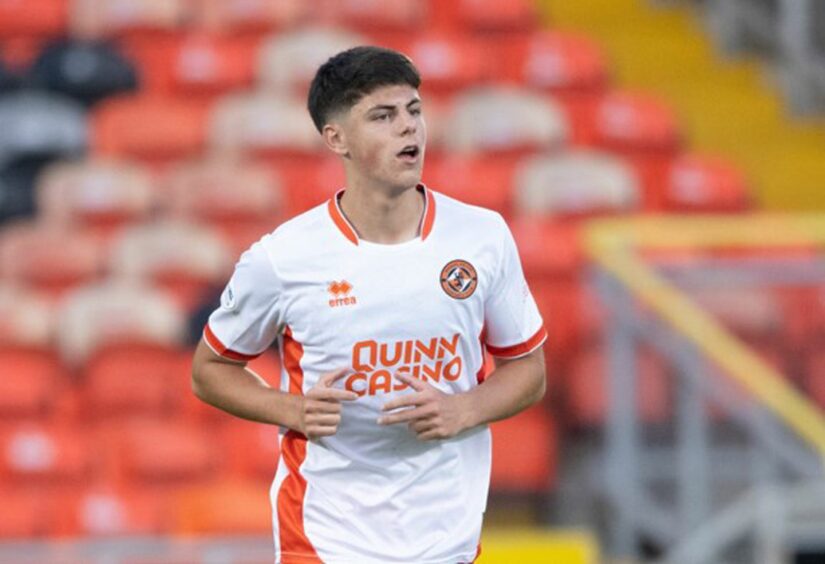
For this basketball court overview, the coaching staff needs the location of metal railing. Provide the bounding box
[585,214,825,563]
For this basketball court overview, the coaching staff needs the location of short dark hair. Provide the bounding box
[307,45,421,133]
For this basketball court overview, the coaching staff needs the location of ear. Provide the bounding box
[322,122,350,158]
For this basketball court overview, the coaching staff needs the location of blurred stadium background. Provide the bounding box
[1,0,825,562]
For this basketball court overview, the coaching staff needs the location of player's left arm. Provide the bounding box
[378,347,546,441]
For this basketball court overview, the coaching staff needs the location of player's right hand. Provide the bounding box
[300,369,358,440]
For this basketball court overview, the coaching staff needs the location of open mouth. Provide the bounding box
[397,145,420,161]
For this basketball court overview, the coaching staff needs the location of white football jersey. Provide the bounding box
[205,186,546,563]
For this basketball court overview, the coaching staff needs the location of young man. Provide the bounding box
[191,46,547,563]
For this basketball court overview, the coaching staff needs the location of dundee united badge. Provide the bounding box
[440,260,478,300]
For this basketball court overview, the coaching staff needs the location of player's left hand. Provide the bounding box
[377,373,471,441]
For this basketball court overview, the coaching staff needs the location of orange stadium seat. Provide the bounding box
[108,220,233,308]
[116,419,217,484]
[384,33,487,97]
[0,423,92,484]
[163,156,284,254]
[56,280,186,366]
[0,0,67,39]
[513,149,641,218]
[91,94,208,163]
[327,0,426,35]
[691,287,784,349]
[221,419,280,481]
[511,219,584,280]
[453,0,539,34]
[424,154,517,216]
[196,0,306,36]
[0,222,105,299]
[490,405,556,493]
[35,158,157,237]
[0,488,52,538]
[175,478,271,535]
[69,0,189,41]
[661,153,752,212]
[0,348,65,420]
[57,484,167,536]
[276,154,345,216]
[442,87,569,156]
[131,32,257,100]
[81,343,186,419]
[208,90,323,165]
[496,30,610,94]
[256,26,366,96]
[565,346,672,428]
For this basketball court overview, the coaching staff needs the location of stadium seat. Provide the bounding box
[80,343,187,419]
[0,0,67,40]
[58,484,167,536]
[490,405,556,493]
[326,0,426,34]
[115,419,217,484]
[221,419,280,481]
[511,218,584,280]
[0,285,52,347]
[132,32,256,100]
[36,158,156,236]
[0,90,87,164]
[0,423,92,484]
[565,346,672,428]
[0,221,105,299]
[90,94,208,163]
[108,220,233,308]
[163,156,284,254]
[423,153,517,216]
[513,149,640,218]
[0,348,65,420]
[454,0,539,34]
[208,90,322,163]
[256,26,365,96]
[384,33,487,97]
[661,153,752,212]
[27,38,139,107]
[69,0,189,41]
[586,90,682,152]
[56,280,186,366]
[276,154,345,217]
[0,487,52,537]
[496,30,610,95]
[441,87,568,156]
[174,478,271,534]
[196,0,305,36]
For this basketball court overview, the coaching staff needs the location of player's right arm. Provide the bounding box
[191,342,357,439]
[191,238,356,439]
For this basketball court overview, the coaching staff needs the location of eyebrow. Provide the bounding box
[366,98,422,114]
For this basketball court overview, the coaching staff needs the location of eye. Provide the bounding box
[373,113,390,121]
[410,107,422,116]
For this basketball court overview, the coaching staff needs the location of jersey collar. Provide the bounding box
[327,184,436,246]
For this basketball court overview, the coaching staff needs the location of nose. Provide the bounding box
[398,110,417,136]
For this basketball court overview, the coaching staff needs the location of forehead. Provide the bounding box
[351,84,420,114]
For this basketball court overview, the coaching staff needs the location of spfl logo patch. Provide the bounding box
[440,260,478,300]
[221,281,237,311]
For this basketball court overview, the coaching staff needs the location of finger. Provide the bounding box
[394,372,429,392]
[318,368,351,388]
[307,426,340,439]
[417,429,444,441]
[381,393,423,412]
[307,387,358,402]
[307,414,341,426]
[378,406,428,426]
[410,419,435,434]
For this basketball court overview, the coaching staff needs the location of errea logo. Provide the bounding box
[328,280,357,308]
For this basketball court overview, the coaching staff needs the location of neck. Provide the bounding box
[338,179,424,245]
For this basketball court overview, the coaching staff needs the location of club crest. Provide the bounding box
[440,260,478,300]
